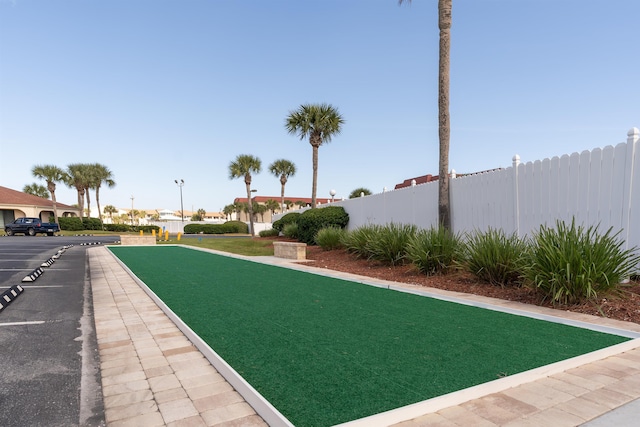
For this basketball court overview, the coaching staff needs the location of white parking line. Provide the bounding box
[0,321,46,327]
[20,285,66,288]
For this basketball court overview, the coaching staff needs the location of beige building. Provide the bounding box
[0,185,81,228]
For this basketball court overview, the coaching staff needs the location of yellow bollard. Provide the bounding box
[165,230,169,240]
[152,229,156,237]
[140,229,143,236]
[177,232,182,241]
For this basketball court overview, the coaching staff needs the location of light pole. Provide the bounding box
[330,189,336,203]
[130,195,134,225]
[174,179,184,222]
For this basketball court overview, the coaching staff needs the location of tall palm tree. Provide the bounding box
[91,163,116,225]
[32,164,67,224]
[228,154,262,236]
[400,0,452,230]
[23,183,50,199]
[285,103,344,208]
[268,159,297,212]
[66,163,90,218]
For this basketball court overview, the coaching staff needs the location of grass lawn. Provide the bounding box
[109,245,630,427]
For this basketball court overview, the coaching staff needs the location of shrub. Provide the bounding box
[282,223,299,239]
[525,219,640,305]
[315,227,346,251]
[406,226,462,275]
[272,212,300,232]
[58,217,84,231]
[341,225,381,258]
[82,217,102,230]
[296,206,349,245]
[259,228,280,237]
[462,228,529,286]
[364,223,417,265]
[224,220,249,234]
[183,222,248,234]
[103,223,131,232]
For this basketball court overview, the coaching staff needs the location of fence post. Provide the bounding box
[623,127,639,250]
[512,155,521,237]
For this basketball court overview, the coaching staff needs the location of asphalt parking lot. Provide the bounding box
[0,235,119,427]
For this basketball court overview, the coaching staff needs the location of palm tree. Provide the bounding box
[285,103,344,208]
[268,159,297,212]
[228,154,262,236]
[254,203,268,222]
[92,163,116,225]
[284,200,293,211]
[349,187,372,199]
[233,201,244,220]
[400,0,452,229]
[265,199,280,217]
[223,204,235,221]
[23,183,50,199]
[32,164,66,224]
[66,163,90,218]
[103,205,118,223]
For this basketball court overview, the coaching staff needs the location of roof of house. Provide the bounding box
[0,185,76,209]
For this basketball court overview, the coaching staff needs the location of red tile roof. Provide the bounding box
[0,185,76,209]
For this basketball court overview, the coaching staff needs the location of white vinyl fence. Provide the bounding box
[277,127,640,251]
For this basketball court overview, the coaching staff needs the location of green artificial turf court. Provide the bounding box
[109,245,630,427]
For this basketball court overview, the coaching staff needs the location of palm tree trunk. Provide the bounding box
[245,181,255,237]
[49,182,59,225]
[86,188,92,218]
[280,176,286,212]
[77,190,84,218]
[96,187,103,226]
[311,145,319,208]
[438,0,452,230]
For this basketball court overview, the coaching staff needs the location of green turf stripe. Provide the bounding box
[110,246,629,427]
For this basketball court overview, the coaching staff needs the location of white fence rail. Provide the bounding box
[277,128,640,251]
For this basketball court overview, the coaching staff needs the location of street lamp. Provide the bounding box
[174,179,184,221]
[329,189,336,203]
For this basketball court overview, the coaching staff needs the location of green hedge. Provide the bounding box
[58,217,84,231]
[296,206,349,245]
[272,212,300,232]
[183,221,249,235]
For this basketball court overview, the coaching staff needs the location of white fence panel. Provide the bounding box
[272,128,639,259]
[557,155,570,224]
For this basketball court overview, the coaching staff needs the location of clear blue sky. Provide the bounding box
[1,0,638,213]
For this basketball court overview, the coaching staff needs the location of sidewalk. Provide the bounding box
[89,246,640,426]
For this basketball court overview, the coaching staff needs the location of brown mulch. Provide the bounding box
[261,238,640,325]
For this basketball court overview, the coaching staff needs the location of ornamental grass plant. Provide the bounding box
[462,228,529,286]
[406,226,462,275]
[314,227,346,251]
[282,223,299,239]
[341,225,382,258]
[525,219,640,305]
[363,223,417,266]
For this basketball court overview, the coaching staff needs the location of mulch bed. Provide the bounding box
[292,244,640,325]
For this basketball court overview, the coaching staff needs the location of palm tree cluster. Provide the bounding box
[228,103,345,236]
[31,163,116,225]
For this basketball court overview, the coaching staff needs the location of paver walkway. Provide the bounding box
[89,246,640,426]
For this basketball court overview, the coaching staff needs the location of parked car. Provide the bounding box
[4,217,60,236]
